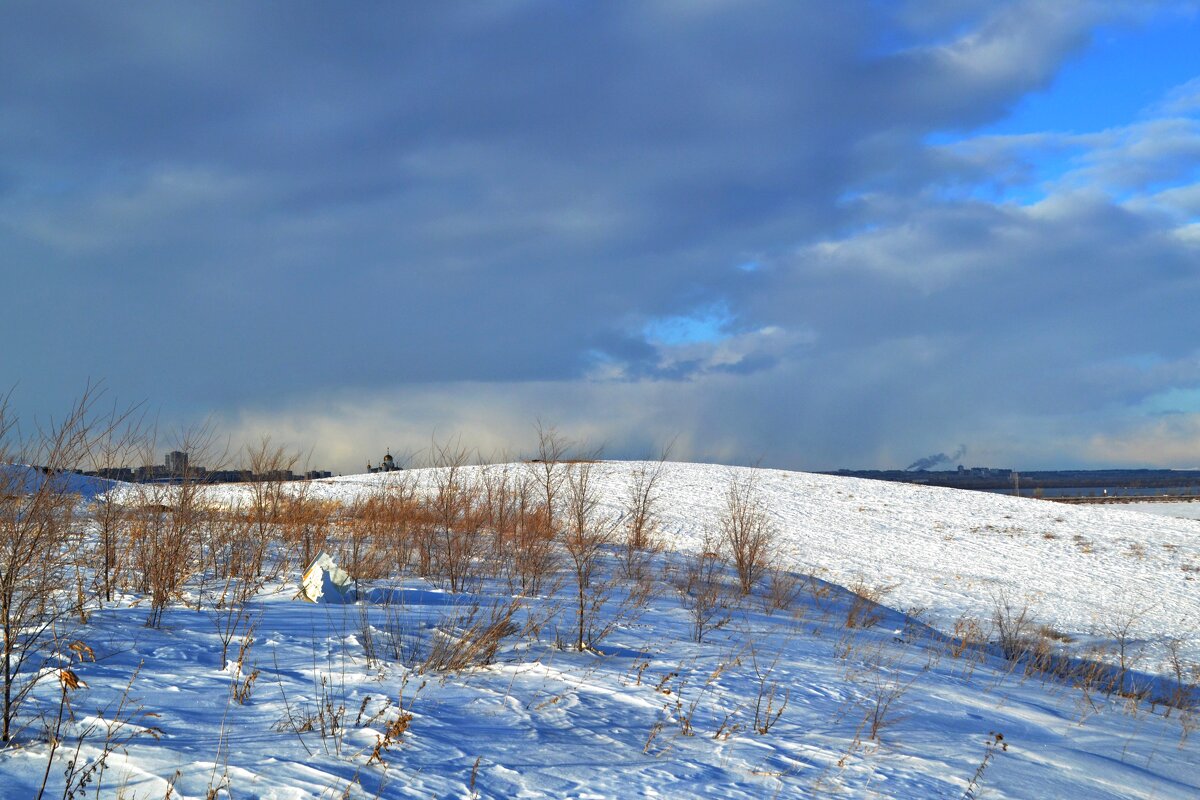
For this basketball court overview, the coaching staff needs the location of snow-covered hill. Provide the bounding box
[1,463,121,501]
[196,460,1200,671]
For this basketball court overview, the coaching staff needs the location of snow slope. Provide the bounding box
[0,463,120,501]
[195,461,1200,670]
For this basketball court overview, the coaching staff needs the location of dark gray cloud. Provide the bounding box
[2,1,1198,470]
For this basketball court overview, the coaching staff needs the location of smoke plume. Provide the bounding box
[906,444,967,472]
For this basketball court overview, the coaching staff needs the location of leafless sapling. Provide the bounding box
[718,469,776,595]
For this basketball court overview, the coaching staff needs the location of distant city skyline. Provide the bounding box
[3,2,1199,474]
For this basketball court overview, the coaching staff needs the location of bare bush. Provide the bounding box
[135,424,222,627]
[992,591,1035,662]
[0,387,120,742]
[91,495,130,604]
[763,566,803,615]
[562,459,617,651]
[1100,601,1151,697]
[344,479,418,589]
[848,648,916,742]
[479,461,517,560]
[279,493,334,579]
[87,409,147,604]
[526,421,570,533]
[718,470,776,595]
[377,596,428,668]
[229,613,261,704]
[621,451,669,579]
[845,579,895,630]
[430,439,486,593]
[1162,636,1200,716]
[947,615,988,682]
[676,540,732,643]
[505,475,559,597]
[242,435,301,579]
[860,667,913,741]
[133,500,194,627]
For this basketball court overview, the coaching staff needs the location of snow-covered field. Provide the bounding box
[1119,500,1200,521]
[199,461,1200,670]
[4,461,1195,798]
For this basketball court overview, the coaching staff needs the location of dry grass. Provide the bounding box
[422,600,521,673]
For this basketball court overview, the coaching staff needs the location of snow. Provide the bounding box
[0,463,120,501]
[3,461,1195,798]
[188,461,1200,669]
[1116,500,1200,521]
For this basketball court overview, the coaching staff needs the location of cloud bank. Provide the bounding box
[2,1,1199,471]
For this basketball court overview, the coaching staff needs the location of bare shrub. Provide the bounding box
[621,451,669,579]
[212,582,258,668]
[377,596,428,668]
[429,439,486,593]
[276,482,334,580]
[675,541,732,643]
[948,615,987,665]
[0,387,122,743]
[1161,636,1199,716]
[506,482,559,597]
[136,423,226,626]
[718,470,775,595]
[91,494,130,604]
[526,421,570,533]
[992,592,1035,662]
[345,478,420,587]
[133,499,195,627]
[845,579,895,630]
[763,566,803,615]
[478,462,517,565]
[1069,645,1114,719]
[88,410,147,604]
[242,435,301,579]
[1100,602,1151,697]
[337,492,402,596]
[849,649,916,742]
[562,459,617,651]
[229,614,261,704]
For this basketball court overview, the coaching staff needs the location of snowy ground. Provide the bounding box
[1118,500,1200,521]
[5,561,1198,799]
[4,462,1194,799]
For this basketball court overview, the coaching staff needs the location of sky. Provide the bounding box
[2,0,1200,473]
